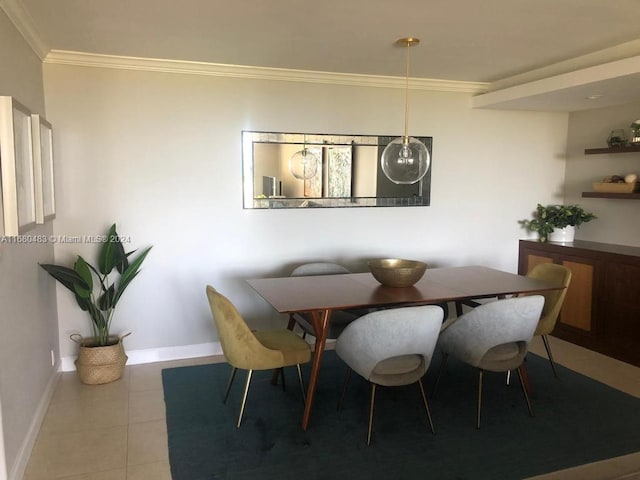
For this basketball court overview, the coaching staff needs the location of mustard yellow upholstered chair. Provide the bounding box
[525,263,572,377]
[206,285,311,427]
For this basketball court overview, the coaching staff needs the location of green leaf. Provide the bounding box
[98,284,116,310]
[73,257,93,298]
[75,293,91,311]
[98,224,122,275]
[114,246,152,304]
[40,263,91,295]
[40,262,93,311]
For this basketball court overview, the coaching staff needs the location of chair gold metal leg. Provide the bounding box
[542,335,559,378]
[506,370,511,385]
[296,364,306,404]
[517,366,534,418]
[223,367,237,404]
[237,369,253,428]
[477,369,483,429]
[431,352,448,398]
[337,367,352,411]
[367,383,377,445]
[417,380,435,434]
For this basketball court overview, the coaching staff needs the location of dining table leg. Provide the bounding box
[301,308,331,431]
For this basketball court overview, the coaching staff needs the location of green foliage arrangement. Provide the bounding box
[521,204,597,242]
[40,224,152,346]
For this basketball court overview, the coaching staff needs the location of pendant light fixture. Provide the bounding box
[289,136,319,180]
[381,37,430,185]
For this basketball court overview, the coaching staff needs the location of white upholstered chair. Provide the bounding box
[288,262,361,340]
[335,305,444,444]
[433,295,544,429]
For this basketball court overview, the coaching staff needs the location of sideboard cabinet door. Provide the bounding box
[518,239,640,366]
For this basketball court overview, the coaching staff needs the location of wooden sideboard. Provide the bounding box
[518,239,640,366]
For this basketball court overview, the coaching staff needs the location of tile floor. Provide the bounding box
[23,336,640,480]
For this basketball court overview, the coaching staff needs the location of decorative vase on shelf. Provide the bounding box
[549,226,575,243]
[607,129,627,148]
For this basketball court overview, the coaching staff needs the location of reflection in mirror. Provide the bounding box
[242,131,432,209]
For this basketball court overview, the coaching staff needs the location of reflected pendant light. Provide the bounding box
[289,136,319,180]
[381,37,431,185]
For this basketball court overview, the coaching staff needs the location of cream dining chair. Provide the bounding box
[288,262,362,340]
[433,295,544,429]
[335,305,444,445]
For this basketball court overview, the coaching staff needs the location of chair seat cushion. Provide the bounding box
[370,354,426,387]
[479,341,527,372]
[253,330,311,367]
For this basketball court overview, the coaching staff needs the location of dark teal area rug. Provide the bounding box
[162,351,640,480]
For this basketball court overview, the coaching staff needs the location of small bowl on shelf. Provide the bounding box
[368,258,427,288]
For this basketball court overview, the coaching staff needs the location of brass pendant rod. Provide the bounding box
[404,41,410,141]
[395,37,419,143]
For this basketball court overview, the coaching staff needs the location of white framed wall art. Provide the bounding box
[0,96,37,236]
[31,114,55,223]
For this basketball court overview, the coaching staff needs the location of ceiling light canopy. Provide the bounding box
[381,37,431,185]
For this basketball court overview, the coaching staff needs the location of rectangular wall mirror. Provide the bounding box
[242,131,432,209]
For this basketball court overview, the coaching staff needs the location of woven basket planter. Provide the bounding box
[71,334,129,385]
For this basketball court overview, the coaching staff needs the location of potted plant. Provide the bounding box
[521,204,596,242]
[40,224,152,384]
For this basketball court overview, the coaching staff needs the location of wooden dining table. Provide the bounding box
[246,265,560,430]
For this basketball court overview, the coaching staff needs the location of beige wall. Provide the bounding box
[0,10,59,480]
[42,62,569,361]
[565,102,640,246]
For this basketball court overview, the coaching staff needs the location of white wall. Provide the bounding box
[565,102,640,246]
[0,10,59,480]
[42,62,569,361]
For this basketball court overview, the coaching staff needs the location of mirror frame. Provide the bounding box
[242,131,432,209]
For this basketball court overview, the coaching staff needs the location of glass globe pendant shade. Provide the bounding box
[381,136,430,184]
[289,148,319,180]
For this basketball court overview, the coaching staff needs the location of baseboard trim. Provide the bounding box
[8,364,59,480]
[60,341,225,372]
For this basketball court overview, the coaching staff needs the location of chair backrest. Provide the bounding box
[291,262,351,277]
[526,263,572,336]
[205,285,281,370]
[438,296,544,369]
[335,305,444,381]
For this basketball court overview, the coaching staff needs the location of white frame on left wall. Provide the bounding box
[0,96,37,236]
[31,114,56,223]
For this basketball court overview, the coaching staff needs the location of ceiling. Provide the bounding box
[6,0,640,111]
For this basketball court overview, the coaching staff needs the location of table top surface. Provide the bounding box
[247,265,557,313]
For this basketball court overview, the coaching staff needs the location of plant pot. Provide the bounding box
[71,334,129,385]
[549,225,575,243]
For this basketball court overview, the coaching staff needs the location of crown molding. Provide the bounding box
[44,50,490,94]
[0,0,48,60]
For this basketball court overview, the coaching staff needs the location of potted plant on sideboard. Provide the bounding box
[40,224,152,384]
[521,204,597,243]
